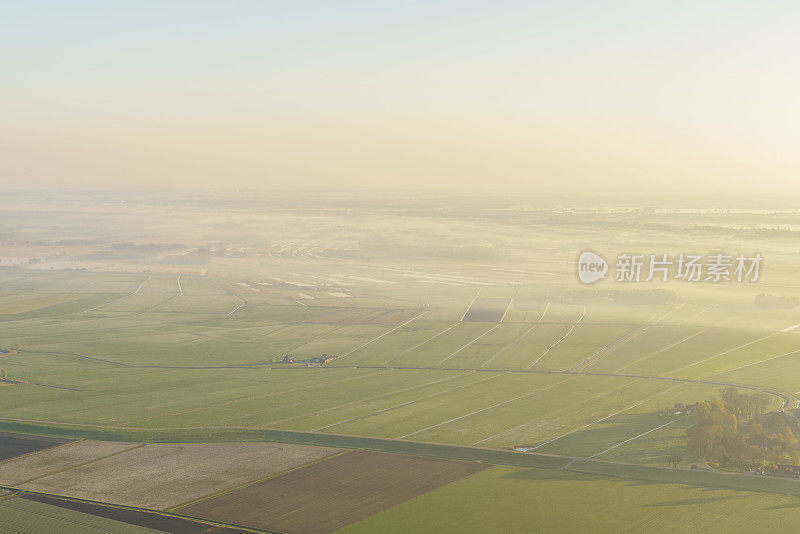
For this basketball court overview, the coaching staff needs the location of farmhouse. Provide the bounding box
[308,353,339,365]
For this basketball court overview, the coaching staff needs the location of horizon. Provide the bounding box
[3,1,800,196]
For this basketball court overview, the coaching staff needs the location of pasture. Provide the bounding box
[0,267,794,470]
[0,496,162,534]
[338,466,800,533]
[1,235,800,534]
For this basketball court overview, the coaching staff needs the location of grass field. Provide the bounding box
[0,496,162,534]
[0,268,792,466]
[2,252,800,534]
[338,466,800,533]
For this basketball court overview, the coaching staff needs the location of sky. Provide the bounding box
[2,1,799,195]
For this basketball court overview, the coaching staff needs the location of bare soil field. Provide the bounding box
[461,298,511,322]
[14,441,341,510]
[0,432,70,463]
[0,440,141,485]
[179,450,488,534]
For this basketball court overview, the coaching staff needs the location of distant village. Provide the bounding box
[279,353,339,366]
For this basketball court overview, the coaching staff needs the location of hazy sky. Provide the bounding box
[2,1,799,194]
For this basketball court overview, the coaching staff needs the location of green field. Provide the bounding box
[0,251,800,532]
[0,268,793,468]
[4,193,800,533]
[0,497,161,534]
[338,466,800,533]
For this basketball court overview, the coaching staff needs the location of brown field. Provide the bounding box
[0,432,70,463]
[13,441,341,510]
[178,450,488,534]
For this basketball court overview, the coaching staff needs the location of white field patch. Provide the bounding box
[297,293,315,300]
[256,282,272,286]
[347,276,395,284]
[422,279,465,286]
[286,281,314,287]
[401,273,491,286]
[328,292,352,298]
[235,282,251,287]
[328,279,356,286]
[405,270,483,284]
[227,303,245,316]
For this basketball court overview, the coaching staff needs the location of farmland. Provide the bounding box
[178,450,487,533]
[4,195,800,531]
[0,496,163,534]
[0,440,341,510]
[339,466,800,533]
[0,431,69,462]
[0,265,789,460]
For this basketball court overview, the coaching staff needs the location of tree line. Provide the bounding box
[683,387,799,469]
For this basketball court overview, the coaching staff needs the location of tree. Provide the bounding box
[686,391,799,468]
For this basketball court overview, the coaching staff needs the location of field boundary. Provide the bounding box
[0,433,75,466]
[11,442,146,486]
[168,449,351,512]
[4,422,800,498]
[1,486,274,533]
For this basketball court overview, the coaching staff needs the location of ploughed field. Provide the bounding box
[178,450,487,534]
[6,431,800,534]
[0,439,340,510]
[0,433,486,533]
[0,431,69,462]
